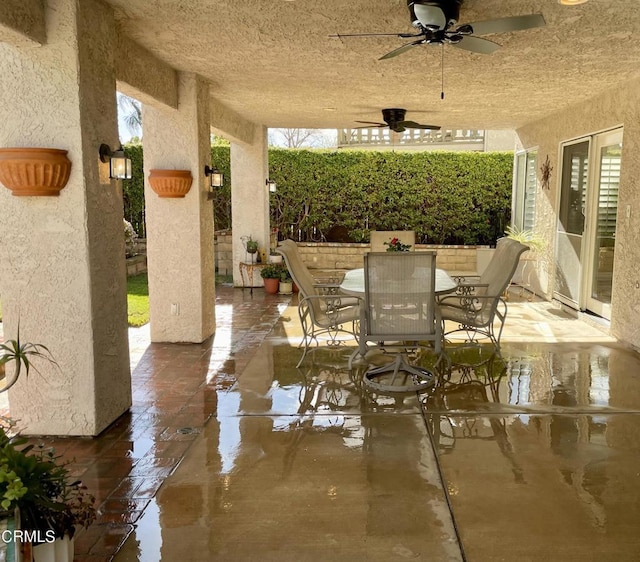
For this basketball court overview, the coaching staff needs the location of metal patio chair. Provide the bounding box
[352,251,442,393]
[438,237,529,356]
[276,240,361,368]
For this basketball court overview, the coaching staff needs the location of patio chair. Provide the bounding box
[352,251,442,393]
[438,237,529,356]
[276,240,361,368]
[369,231,416,252]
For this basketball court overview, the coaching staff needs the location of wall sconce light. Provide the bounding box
[558,0,588,4]
[266,179,277,193]
[204,165,224,200]
[99,144,132,180]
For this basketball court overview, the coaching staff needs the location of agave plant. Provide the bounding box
[0,328,57,393]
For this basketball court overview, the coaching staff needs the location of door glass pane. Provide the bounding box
[555,141,589,306]
[559,142,589,235]
[591,142,621,305]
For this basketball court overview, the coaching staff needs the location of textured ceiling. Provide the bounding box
[106,0,640,131]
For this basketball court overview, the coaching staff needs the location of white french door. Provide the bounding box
[583,130,623,318]
[554,128,623,319]
[554,139,589,308]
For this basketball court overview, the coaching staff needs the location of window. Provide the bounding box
[513,149,538,231]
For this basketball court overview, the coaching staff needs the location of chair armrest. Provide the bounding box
[438,293,506,321]
[300,293,362,309]
[313,282,343,296]
[453,274,481,284]
[452,282,489,297]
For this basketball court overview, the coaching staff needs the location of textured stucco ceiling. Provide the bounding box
[106,0,640,131]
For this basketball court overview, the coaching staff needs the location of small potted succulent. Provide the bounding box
[260,264,283,294]
[268,249,283,264]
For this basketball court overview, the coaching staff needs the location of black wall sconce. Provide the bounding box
[266,179,277,193]
[204,165,224,200]
[99,144,132,180]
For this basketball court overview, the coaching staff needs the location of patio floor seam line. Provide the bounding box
[420,401,468,562]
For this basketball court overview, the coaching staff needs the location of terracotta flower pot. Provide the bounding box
[148,169,193,198]
[0,147,72,196]
[263,277,280,294]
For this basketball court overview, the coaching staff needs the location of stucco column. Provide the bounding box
[142,73,216,343]
[230,127,270,286]
[0,0,131,435]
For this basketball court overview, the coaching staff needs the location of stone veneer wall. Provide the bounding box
[295,242,478,273]
[215,230,233,275]
[215,232,480,275]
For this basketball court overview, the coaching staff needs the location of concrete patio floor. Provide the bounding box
[7,286,640,561]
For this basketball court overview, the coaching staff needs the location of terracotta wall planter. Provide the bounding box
[0,147,72,196]
[148,169,192,198]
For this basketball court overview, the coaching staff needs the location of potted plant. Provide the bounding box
[268,249,283,264]
[245,237,259,255]
[0,427,96,560]
[260,264,283,294]
[279,268,293,295]
[384,237,412,252]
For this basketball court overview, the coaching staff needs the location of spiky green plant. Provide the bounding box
[0,328,57,393]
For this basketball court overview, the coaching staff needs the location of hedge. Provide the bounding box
[124,144,513,246]
[123,142,145,237]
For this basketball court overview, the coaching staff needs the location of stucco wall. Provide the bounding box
[0,0,131,435]
[0,0,46,45]
[516,75,640,348]
[143,73,216,343]
[230,127,270,287]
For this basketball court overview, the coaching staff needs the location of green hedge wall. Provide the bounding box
[125,144,513,246]
[123,143,145,237]
[214,146,512,245]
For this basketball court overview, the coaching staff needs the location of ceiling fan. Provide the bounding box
[354,108,440,133]
[330,0,546,59]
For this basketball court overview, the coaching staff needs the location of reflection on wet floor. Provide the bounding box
[16,286,640,560]
[114,288,640,561]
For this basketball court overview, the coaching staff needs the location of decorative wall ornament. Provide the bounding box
[540,155,553,190]
[0,147,72,196]
[148,169,193,198]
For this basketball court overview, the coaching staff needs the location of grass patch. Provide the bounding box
[127,273,149,327]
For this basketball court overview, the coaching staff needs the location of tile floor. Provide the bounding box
[7,286,640,561]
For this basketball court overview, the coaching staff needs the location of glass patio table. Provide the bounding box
[339,267,458,297]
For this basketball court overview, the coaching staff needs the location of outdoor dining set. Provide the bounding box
[276,232,529,392]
